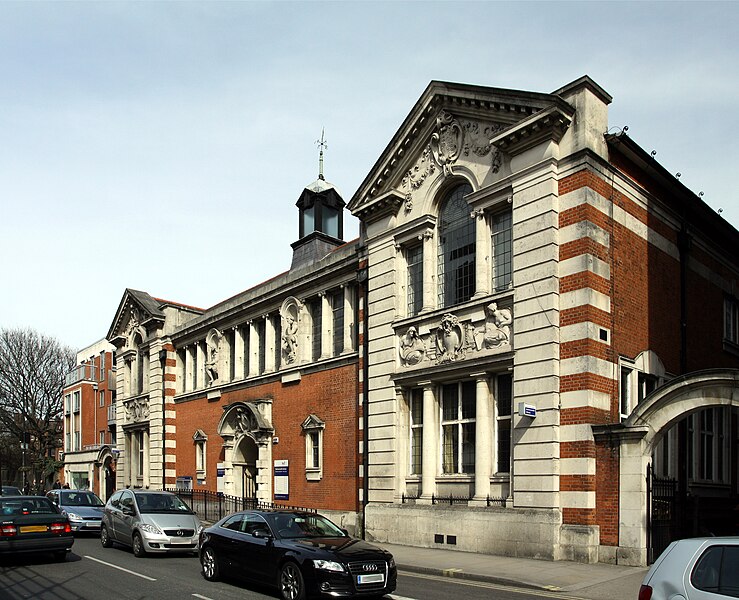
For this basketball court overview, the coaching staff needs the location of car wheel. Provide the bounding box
[279,562,305,600]
[201,546,220,581]
[132,532,146,558]
[100,525,113,548]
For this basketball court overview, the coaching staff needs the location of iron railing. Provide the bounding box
[163,488,316,524]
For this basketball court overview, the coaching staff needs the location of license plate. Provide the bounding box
[357,573,384,585]
[20,525,48,533]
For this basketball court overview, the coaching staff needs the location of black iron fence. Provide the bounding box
[163,488,316,524]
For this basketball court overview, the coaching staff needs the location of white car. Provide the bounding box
[639,537,739,599]
[101,489,202,557]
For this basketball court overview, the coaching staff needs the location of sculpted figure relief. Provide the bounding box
[205,329,222,386]
[436,314,465,363]
[280,299,301,365]
[481,302,512,348]
[399,326,426,366]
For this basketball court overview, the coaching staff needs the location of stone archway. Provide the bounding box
[217,400,274,503]
[602,369,739,565]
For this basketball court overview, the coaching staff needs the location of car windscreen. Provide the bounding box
[134,493,194,514]
[268,513,347,539]
[61,491,104,507]
[0,497,59,516]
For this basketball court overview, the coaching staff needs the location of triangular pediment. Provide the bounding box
[106,288,166,347]
[348,80,575,221]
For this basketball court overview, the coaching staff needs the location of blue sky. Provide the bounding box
[1,1,737,350]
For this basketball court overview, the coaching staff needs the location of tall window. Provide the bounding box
[302,414,325,481]
[73,391,80,412]
[243,327,250,378]
[310,298,322,361]
[496,374,512,473]
[438,183,475,307]
[273,316,282,370]
[406,244,423,316]
[491,210,512,292]
[441,381,476,474]
[99,390,105,407]
[256,319,266,374]
[410,389,423,475]
[136,430,145,478]
[724,296,739,346]
[332,289,344,356]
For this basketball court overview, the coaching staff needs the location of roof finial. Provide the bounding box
[316,128,327,181]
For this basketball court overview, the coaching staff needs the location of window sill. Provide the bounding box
[306,469,322,482]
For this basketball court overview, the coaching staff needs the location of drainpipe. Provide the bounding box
[159,347,168,491]
[677,226,691,374]
[357,260,369,540]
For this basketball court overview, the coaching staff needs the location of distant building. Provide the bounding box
[348,77,739,565]
[61,339,117,498]
[105,171,365,530]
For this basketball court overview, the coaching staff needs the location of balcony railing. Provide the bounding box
[65,364,99,387]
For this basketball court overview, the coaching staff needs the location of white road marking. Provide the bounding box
[389,595,418,600]
[84,555,157,581]
[192,595,215,600]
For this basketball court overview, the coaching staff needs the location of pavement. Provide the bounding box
[380,542,649,600]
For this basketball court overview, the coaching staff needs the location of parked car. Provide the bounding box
[639,537,739,599]
[46,489,105,534]
[199,509,397,600]
[0,486,22,496]
[0,495,73,561]
[100,489,201,557]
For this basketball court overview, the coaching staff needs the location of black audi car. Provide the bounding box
[198,510,396,600]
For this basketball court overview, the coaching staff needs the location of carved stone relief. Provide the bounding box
[435,313,466,363]
[401,113,505,210]
[399,326,426,366]
[475,302,512,349]
[205,328,222,386]
[280,297,302,366]
[124,397,149,423]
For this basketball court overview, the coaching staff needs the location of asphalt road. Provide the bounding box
[0,536,589,600]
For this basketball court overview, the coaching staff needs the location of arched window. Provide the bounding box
[437,183,475,307]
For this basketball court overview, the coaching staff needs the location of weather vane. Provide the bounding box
[316,128,327,180]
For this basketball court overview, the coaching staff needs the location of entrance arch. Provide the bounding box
[216,400,274,503]
[607,369,739,565]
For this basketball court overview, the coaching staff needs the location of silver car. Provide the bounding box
[101,489,202,557]
[639,537,739,599]
[46,489,105,533]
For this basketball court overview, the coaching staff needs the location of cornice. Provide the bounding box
[490,105,574,156]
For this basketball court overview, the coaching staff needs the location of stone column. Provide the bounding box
[196,341,206,390]
[233,326,244,381]
[248,321,259,377]
[264,314,275,373]
[421,229,435,313]
[472,208,489,298]
[320,292,332,359]
[343,284,354,353]
[472,374,492,504]
[184,347,193,393]
[420,383,437,502]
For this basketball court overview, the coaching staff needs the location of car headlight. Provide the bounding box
[138,523,163,535]
[313,559,346,573]
[388,556,396,568]
[65,512,82,522]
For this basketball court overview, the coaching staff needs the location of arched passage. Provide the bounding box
[603,369,739,565]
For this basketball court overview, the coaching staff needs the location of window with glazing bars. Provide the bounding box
[410,388,423,475]
[332,289,344,356]
[491,210,512,292]
[243,327,250,378]
[311,298,322,361]
[256,319,266,373]
[406,244,423,316]
[273,316,281,370]
[441,381,476,474]
[496,374,512,473]
[438,184,475,307]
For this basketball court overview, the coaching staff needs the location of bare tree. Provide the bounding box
[0,328,76,489]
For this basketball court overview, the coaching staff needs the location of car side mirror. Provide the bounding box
[252,528,272,539]
[122,506,136,516]
[340,528,349,536]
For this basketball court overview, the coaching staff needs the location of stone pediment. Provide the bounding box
[107,288,166,348]
[348,80,574,222]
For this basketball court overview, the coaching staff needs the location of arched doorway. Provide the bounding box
[233,435,259,503]
[216,400,274,503]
